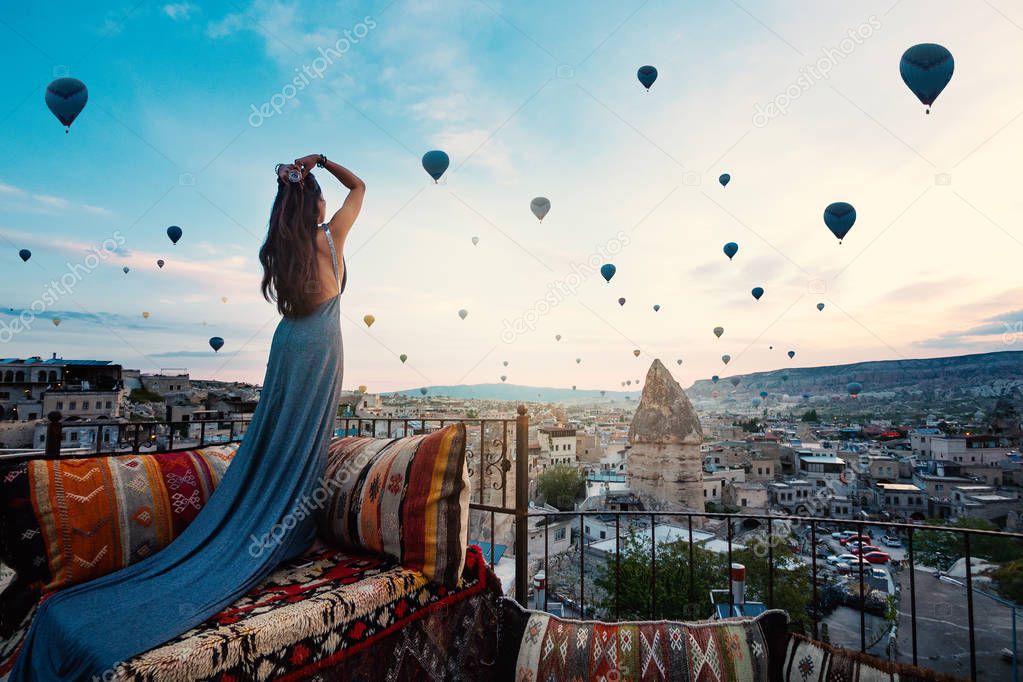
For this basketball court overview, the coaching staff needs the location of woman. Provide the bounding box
[12,154,365,681]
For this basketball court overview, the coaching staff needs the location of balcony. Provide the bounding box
[19,409,1023,682]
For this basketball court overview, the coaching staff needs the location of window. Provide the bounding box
[70,432,78,442]
[741,498,748,507]
[599,530,606,539]
[56,401,63,410]
[703,489,707,498]
[82,401,89,410]
[106,401,112,409]
[585,525,591,535]
[69,401,77,410]
[554,528,566,541]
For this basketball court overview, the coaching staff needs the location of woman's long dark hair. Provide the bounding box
[260,171,323,318]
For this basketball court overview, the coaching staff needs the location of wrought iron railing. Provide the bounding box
[530,509,1023,682]
[21,406,1023,680]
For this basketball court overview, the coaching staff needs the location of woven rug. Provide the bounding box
[783,633,968,682]
[1,545,500,681]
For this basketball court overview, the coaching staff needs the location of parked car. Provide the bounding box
[840,534,871,546]
[864,551,891,564]
[837,553,866,565]
[882,535,902,548]
[832,530,857,540]
[826,555,842,565]
[851,545,882,556]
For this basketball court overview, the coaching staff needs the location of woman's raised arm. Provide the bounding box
[296,154,365,246]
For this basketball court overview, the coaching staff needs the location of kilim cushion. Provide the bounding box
[782,633,968,682]
[0,444,237,622]
[317,424,470,588]
[502,597,788,682]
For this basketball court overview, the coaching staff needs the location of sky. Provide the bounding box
[2,1,1023,394]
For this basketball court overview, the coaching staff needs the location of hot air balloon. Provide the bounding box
[633,349,640,357]
[471,236,479,246]
[676,359,682,366]
[422,150,449,182]
[730,377,741,387]
[166,225,183,244]
[503,360,509,367]
[802,393,811,400]
[723,242,738,260]
[45,78,88,132]
[142,311,150,319]
[209,336,224,352]
[363,314,375,327]
[816,302,825,312]
[157,259,165,269]
[637,65,657,90]
[787,350,795,359]
[618,297,626,306]
[713,326,724,339]
[653,304,660,312]
[711,390,719,398]
[576,358,581,364]
[500,375,507,382]
[52,318,61,327]
[221,297,228,304]
[781,374,789,382]
[847,381,862,397]
[900,43,954,114]
[626,380,632,386]
[601,264,616,282]
[458,309,468,320]
[751,287,764,300]
[19,249,31,262]
[399,354,407,363]
[600,390,606,397]
[722,354,730,365]
[712,375,719,383]
[719,173,731,187]
[823,202,856,243]
[122,266,129,274]
[358,385,367,393]
[759,391,768,398]
[530,197,551,221]
[420,387,428,395]
[555,334,561,341]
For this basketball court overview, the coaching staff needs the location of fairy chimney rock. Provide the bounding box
[627,359,704,510]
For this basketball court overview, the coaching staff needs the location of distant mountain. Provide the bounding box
[393,383,638,403]
[687,350,1023,405]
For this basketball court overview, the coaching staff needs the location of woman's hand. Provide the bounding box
[294,155,321,177]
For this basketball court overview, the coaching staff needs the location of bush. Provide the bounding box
[128,388,164,403]
[537,465,586,511]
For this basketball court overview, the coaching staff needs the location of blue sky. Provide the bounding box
[2,1,1023,393]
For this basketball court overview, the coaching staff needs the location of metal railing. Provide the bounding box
[530,509,1023,682]
[19,406,1023,680]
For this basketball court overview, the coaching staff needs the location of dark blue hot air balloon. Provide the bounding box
[759,390,768,399]
[900,44,954,114]
[637,65,657,90]
[719,173,731,187]
[751,286,764,300]
[823,202,856,243]
[618,297,626,306]
[600,263,616,282]
[208,336,224,352]
[723,242,738,260]
[166,225,182,244]
[420,387,428,395]
[45,78,88,132]
[19,249,31,262]
[712,375,719,384]
[847,381,862,397]
[421,150,449,182]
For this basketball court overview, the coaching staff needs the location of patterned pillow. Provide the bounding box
[317,424,470,587]
[0,444,237,596]
[506,602,783,681]
[782,633,967,682]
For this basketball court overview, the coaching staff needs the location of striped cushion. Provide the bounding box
[0,444,237,594]
[317,424,470,587]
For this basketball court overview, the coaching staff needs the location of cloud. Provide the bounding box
[0,180,110,216]
[917,308,1023,348]
[162,3,197,21]
[150,350,231,358]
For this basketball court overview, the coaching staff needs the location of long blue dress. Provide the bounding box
[11,225,346,681]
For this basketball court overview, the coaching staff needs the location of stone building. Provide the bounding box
[626,359,704,510]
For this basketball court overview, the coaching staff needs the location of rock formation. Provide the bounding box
[627,359,704,510]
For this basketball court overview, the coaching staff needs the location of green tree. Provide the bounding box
[801,409,818,422]
[128,388,164,403]
[593,530,813,630]
[990,558,1023,604]
[914,517,1023,570]
[537,465,586,511]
